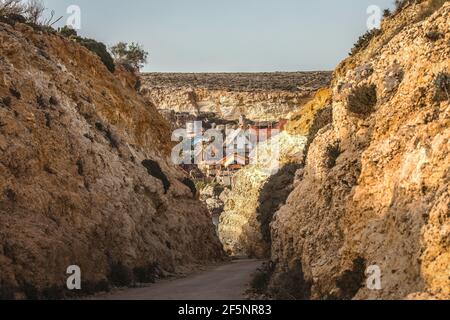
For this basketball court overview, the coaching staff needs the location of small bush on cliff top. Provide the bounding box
[394,0,410,13]
[417,0,447,21]
[1,0,62,28]
[349,28,381,56]
[75,37,116,73]
[57,27,116,73]
[425,30,444,41]
[59,25,77,38]
[346,84,378,117]
[111,42,149,72]
[24,0,45,25]
[0,0,21,13]
[0,0,24,20]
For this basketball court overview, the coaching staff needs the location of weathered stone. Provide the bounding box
[271,2,450,300]
[0,21,224,298]
[140,72,332,123]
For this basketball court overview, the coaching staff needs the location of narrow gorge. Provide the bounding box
[0,0,448,302]
[142,1,449,300]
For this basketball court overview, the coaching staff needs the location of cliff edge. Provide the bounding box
[270,1,449,300]
[0,20,224,299]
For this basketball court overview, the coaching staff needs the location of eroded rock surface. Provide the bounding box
[270,2,449,300]
[140,72,332,122]
[218,132,309,258]
[0,22,224,299]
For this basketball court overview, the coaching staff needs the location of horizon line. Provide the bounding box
[140,70,334,74]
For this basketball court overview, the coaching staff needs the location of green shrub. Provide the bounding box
[195,180,207,191]
[394,0,410,14]
[0,13,26,25]
[349,29,381,56]
[58,26,115,72]
[425,30,444,41]
[74,37,115,72]
[417,0,447,21]
[346,84,378,117]
[59,25,77,38]
[111,42,149,72]
[433,72,450,102]
[0,0,24,17]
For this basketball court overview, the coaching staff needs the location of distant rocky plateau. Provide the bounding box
[140,72,332,124]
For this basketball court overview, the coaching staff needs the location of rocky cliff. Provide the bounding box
[218,88,332,259]
[269,1,449,300]
[219,132,308,258]
[140,72,332,123]
[0,21,223,299]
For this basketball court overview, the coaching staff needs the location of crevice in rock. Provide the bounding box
[141,160,171,194]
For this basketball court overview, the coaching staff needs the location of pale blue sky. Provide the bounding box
[43,0,395,72]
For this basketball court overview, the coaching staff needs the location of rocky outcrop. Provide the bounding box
[0,21,223,299]
[218,132,309,258]
[270,1,449,300]
[140,72,332,122]
[217,86,333,259]
[199,184,229,228]
[285,88,332,137]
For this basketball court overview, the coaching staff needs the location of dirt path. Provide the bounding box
[98,259,264,300]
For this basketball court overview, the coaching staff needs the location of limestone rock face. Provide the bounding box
[199,184,226,220]
[285,88,332,137]
[0,22,224,298]
[270,2,449,300]
[217,86,333,259]
[218,132,308,258]
[140,72,332,122]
